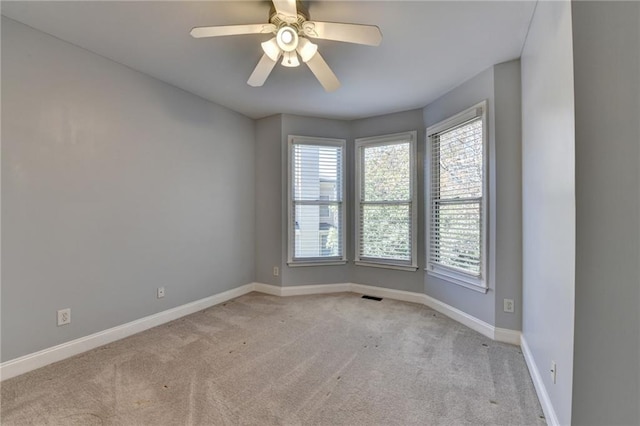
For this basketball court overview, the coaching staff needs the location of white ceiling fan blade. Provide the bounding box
[247,53,279,87]
[305,51,340,92]
[190,23,276,38]
[302,21,382,46]
[272,0,297,18]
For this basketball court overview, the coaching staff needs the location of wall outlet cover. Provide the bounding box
[57,308,71,326]
[503,299,515,313]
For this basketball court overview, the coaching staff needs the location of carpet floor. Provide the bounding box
[0,292,545,425]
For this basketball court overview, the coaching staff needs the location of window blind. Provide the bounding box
[357,139,415,265]
[429,117,483,276]
[291,142,344,260]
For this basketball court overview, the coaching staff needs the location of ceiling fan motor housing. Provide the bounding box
[269,0,309,25]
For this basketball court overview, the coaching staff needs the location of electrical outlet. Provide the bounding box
[503,299,515,313]
[57,308,71,326]
[273,266,279,277]
[157,287,165,299]
[550,361,557,384]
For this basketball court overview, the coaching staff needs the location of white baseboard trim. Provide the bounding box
[521,335,560,426]
[0,283,257,381]
[281,283,351,296]
[253,283,351,297]
[2,281,522,381]
[494,327,522,346]
[349,283,522,345]
[253,282,282,296]
[350,283,426,305]
[255,282,521,346]
[421,291,496,340]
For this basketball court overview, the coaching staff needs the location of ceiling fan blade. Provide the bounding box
[302,21,382,46]
[247,54,279,87]
[272,0,297,18]
[305,51,340,92]
[190,23,276,38]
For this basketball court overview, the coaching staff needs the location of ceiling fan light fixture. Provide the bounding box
[261,37,281,62]
[276,26,299,52]
[281,50,300,67]
[297,37,318,62]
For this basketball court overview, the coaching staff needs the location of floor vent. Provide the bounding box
[361,295,383,301]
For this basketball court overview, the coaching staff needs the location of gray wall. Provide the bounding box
[571,2,640,424]
[255,110,425,291]
[424,67,504,324]
[279,114,351,286]
[1,18,256,362]
[423,67,498,326]
[520,1,576,425]
[255,115,282,286]
[421,62,523,330]
[350,109,425,293]
[254,64,523,333]
[493,60,523,331]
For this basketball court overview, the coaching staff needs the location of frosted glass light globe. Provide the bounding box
[276,26,298,52]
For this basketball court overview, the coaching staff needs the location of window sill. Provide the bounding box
[287,260,347,267]
[355,261,419,272]
[426,268,488,293]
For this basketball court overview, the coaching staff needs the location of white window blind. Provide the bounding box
[289,137,345,264]
[355,132,417,270]
[428,103,486,283]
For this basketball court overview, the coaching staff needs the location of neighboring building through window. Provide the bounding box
[288,136,346,265]
[354,131,418,270]
[426,101,487,291]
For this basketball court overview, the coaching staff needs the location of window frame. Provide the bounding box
[426,100,488,292]
[354,131,418,271]
[287,135,347,267]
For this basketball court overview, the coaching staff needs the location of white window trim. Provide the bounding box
[287,135,347,266]
[354,131,418,271]
[426,101,488,292]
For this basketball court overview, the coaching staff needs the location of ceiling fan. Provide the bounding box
[190,0,382,92]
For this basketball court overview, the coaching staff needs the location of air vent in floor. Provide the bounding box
[361,295,383,301]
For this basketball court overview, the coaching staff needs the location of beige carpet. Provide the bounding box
[0,292,545,425]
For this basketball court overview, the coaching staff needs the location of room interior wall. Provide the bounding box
[3,14,528,370]
[571,2,640,424]
[279,114,351,286]
[256,63,523,333]
[422,67,498,326]
[493,60,523,331]
[349,109,425,293]
[1,17,256,362]
[255,115,282,286]
[6,7,639,423]
[520,1,576,424]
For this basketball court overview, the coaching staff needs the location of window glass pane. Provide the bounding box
[291,140,344,262]
[429,109,484,280]
[363,143,410,201]
[437,119,483,200]
[294,204,341,258]
[293,145,341,201]
[361,204,411,261]
[430,202,481,275]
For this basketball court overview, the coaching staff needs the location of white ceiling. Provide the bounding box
[1,1,536,120]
